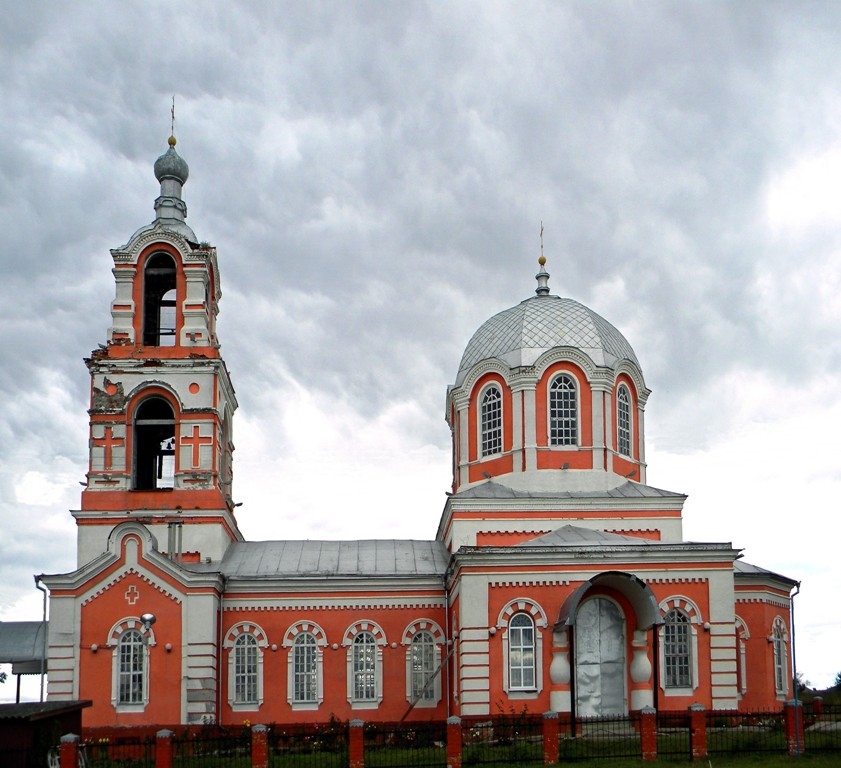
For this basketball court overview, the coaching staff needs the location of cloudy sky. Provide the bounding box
[2,1,840,699]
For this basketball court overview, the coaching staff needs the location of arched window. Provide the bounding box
[772,618,788,696]
[549,374,578,446]
[480,385,503,457]
[133,398,175,490]
[663,609,691,688]
[117,629,146,706]
[142,253,177,346]
[509,613,536,690]
[352,631,378,703]
[225,624,267,710]
[233,634,258,705]
[616,384,631,457]
[293,632,318,704]
[410,631,436,703]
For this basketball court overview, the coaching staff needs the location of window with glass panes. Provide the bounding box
[509,614,536,689]
[118,629,145,705]
[549,374,577,445]
[481,386,503,456]
[410,631,435,701]
[664,609,691,688]
[617,385,631,457]
[293,632,318,703]
[233,633,258,704]
[773,623,786,693]
[352,632,377,701]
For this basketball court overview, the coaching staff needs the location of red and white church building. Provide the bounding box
[40,138,797,728]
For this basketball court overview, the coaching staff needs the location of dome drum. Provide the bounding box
[449,293,648,492]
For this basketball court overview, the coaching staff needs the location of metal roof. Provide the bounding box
[456,295,639,385]
[454,479,684,500]
[516,525,657,547]
[0,700,91,721]
[0,622,47,665]
[217,539,450,579]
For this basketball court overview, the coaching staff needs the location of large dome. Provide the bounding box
[455,294,639,386]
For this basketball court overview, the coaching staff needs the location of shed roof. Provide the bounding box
[0,622,47,664]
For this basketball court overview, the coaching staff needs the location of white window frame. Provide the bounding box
[108,618,155,713]
[224,623,268,712]
[735,616,749,698]
[283,622,327,710]
[616,383,632,457]
[657,598,700,697]
[772,616,789,698]
[548,373,579,447]
[402,620,445,708]
[344,622,385,709]
[479,383,503,457]
[497,599,547,698]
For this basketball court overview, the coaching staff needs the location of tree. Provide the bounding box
[834,670,841,688]
[0,671,6,684]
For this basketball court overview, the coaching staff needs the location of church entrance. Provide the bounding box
[575,597,627,716]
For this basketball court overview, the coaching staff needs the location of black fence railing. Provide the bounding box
[705,710,787,755]
[559,713,642,761]
[654,711,691,758]
[363,720,446,767]
[804,702,841,753]
[269,719,349,768]
[171,730,250,768]
[83,736,156,768]
[461,713,543,766]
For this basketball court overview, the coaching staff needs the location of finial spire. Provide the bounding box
[535,220,550,296]
[169,96,177,146]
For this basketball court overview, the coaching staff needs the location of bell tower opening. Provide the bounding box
[133,397,176,490]
[142,253,177,346]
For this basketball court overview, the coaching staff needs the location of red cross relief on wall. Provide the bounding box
[181,425,213,468]
[125,585,140,605]
[92,426,124,470]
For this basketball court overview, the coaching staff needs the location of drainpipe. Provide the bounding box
[217,575,227,724]
[790,581,802,756]
[34,576,47,703]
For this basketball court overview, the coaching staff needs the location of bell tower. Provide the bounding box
[75,136,241,566]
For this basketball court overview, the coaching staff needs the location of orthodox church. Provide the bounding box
[40,138,796,728]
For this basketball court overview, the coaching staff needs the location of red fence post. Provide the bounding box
[688,704,706,761]
[349,719,365,768]
[156,729,174,768]
[813,696,823,720]
[447,716,462,768]
[542,711,559,765]
[785,699,804,756]
[59,734,80,768]
[251,724,268,768]
[639,706,657,761]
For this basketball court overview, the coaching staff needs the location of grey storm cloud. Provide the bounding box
[2,1,841,689]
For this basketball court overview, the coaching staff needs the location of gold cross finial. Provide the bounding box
[538,221,546,266]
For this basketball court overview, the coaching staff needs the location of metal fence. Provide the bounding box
[556,713,642,761]
[705,710,787,755]
[461,713,543,766]
[171,730,250,767]
[804,703,841,753]
[83,736,156,768]
[362,720,446,768]
[654,711,691,758]
[269,720,348,768]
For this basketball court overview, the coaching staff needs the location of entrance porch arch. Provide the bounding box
[550,571,663,717]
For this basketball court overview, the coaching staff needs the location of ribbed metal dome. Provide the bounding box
[455,295,639,386]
